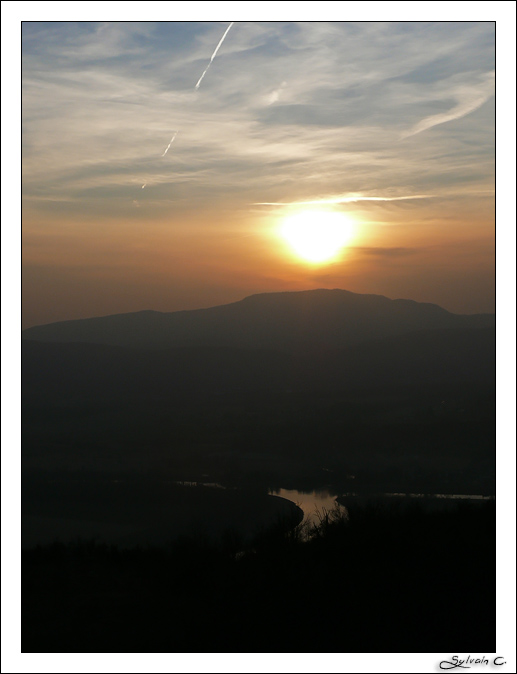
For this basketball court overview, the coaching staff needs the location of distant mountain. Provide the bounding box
[22,289,495,498]
[22,289,494,351]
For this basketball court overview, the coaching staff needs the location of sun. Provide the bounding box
[279,210,355,263]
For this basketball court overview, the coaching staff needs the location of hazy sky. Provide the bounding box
[22,20,496,327]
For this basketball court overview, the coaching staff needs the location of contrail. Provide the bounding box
[142,23,234,191]
[161,130,178,157]
[194,22,234,90]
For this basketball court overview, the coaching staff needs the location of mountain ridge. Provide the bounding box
[22,288,495,351]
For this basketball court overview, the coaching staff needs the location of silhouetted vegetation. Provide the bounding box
[22,476,302,549]
[22,500,495,653]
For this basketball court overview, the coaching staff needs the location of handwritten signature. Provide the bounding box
[440,656,506,670]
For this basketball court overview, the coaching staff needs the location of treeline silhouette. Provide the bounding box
[22,499,495,653]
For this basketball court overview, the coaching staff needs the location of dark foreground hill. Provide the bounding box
[22,326,494,405]
[23,329,495,495]
[22,500,495,653]
[22,288,494,351]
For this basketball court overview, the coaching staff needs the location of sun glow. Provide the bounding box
[279,210,355,263]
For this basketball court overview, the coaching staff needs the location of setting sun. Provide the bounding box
[279,210,355,263]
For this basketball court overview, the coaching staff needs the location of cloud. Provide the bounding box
[21,22,494,217]
[352,247,418,257]
[253,195,434,206]
[264,81,287,106]
[401,71,494,138]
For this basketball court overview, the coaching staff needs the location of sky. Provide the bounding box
[20,19,498,328]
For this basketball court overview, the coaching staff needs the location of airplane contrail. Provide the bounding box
[142,23,234,192]
[194,22,234,90]
[161,130,178,157]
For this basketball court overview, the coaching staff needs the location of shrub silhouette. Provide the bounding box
[22,500,495,653]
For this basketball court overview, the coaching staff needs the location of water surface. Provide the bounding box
[269,488,346,525]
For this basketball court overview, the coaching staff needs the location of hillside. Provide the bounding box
[22,326,495,406]
[22,288,496,512]
[22,289,494,351]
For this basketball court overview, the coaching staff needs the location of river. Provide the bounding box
[268,487,346,525]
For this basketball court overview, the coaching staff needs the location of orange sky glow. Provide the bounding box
[21,20,496,328]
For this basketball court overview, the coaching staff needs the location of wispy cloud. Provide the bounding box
[253,195,434,206]
[401,71,494,138]
[352,246,418,257]
[21,22,494,215]
[19,21,497,326]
